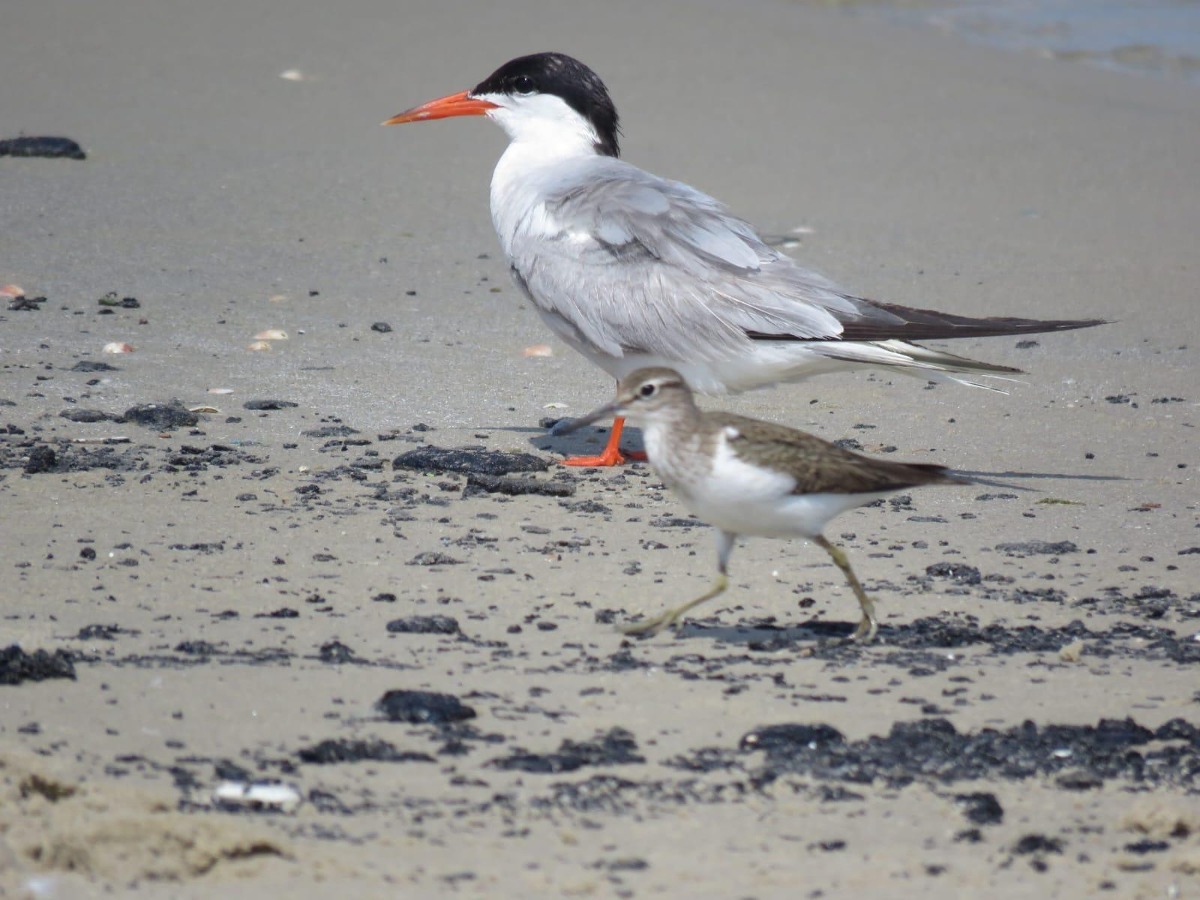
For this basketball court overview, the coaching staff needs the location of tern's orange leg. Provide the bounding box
[561,416,647,467]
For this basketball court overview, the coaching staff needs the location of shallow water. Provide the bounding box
[824,0,1200,84]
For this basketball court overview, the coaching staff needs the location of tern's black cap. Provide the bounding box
[471,52,621,157]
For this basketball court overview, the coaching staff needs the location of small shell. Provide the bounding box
[246,341,272,352]
[523,344,554,357]
[268,294,288,304]
[0,284,25,299]
[543,402,567,410]
[207,387,234,395]
[103,342,134,354]
[1058,640,1085,663]
[212,780,303,814]
[279,69,305,82]
[189,405,220,414]
[255,329,288,341]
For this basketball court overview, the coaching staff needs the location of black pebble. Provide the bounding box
[175,640,218,656]
[393,445,550,477]
[387,615,460,635]
[925,562,982,585]
[77,624,124,640]
[8,295,47,311]
[24,445,57,474]
[243,399,299,411]
[299,738,434,764]
[59,409,115,423]
[1013,834,1064,855]
[740,723,845,752]
[0,136,86,159]
[318,641,356,663]
[462,472,575,498]
[375,689,476,724]
[0,645,76,685]
[995,540,1078,557]
[954,792,1004,825]
[406,552,462,567]
[96,292,140,309]
[490,727,643,773]
[371,322,393,333]
[122,400,198,430]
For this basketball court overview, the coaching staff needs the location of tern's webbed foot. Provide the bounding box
[562,448,633,467]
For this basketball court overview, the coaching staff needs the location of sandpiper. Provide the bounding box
[385,52,1105,466]
[556,367,969,641]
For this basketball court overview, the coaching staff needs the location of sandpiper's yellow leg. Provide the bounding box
[620,573,729,637]
[814,535,878,642]
[621,530,736,637]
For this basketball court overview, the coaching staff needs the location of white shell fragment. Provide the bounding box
[255,329,288,341]
[0,284,25,299]
[279,69,305,82]
[212,780,303,814]
[207,387,234,395]
[523,344,554,357]
[246,341,272,352]
[103,342,135,354]
[188,405,220,414]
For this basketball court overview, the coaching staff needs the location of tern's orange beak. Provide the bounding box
[382,90,498,126]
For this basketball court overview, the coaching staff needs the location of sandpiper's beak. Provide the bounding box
[550,401,624,436]
[382,90,498,126]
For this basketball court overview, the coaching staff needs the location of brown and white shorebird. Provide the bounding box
[384,52,1105,466]
[556,367,970,641]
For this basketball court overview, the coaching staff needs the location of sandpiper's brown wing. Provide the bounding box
[710,412,968,496]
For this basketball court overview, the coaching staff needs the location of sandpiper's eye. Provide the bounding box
[512,75,536,95]
[639,383,657,398]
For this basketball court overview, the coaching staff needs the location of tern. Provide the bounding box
[557,367,969,641]
[384,52,1105,466]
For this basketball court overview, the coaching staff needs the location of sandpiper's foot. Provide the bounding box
[618,573,730,638]
[851,611,879,644]
[814,534,879,646]
[619,607,685,637]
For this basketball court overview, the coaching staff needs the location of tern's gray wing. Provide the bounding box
[516,158,1102,363]
[519,157,859,360]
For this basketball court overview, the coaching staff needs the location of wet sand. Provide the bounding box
[2,0,1199,896]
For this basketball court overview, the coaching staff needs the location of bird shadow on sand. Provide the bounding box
[489,423,1131,487]
[621,614,1191,664]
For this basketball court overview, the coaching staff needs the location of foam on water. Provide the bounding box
[825,0,1200,84]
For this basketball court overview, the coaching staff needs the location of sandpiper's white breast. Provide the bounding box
[652,424,895,539]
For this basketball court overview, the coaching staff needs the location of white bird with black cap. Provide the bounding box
[385,52,1105,466]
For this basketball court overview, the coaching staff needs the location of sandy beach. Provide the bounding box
[2,0,1199,896]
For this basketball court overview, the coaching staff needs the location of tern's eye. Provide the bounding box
[639,383,657,398]
[512,75,536,95]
